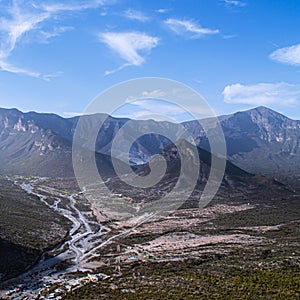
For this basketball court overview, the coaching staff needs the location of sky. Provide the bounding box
[0,0,300,121]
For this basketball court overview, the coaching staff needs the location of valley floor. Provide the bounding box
[0,176,299,299]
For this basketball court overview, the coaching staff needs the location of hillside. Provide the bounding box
[0,178,71,281]
[1,106,300,182]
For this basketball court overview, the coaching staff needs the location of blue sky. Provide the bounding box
[0,0,300,120]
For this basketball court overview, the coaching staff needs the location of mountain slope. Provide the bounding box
[1,106,300,179]
[101,138,291,217]
[0,108,124,177]
[0,108,74,176]
[218,106,300,176]
[0,178,70,281]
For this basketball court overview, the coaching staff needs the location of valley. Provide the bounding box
[1,0,300,298]
[0,176,109,299]
[0,0,300,298]
[0,172,299,299]
[0,106,300,299]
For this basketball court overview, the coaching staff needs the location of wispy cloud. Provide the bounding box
[164,18,219,39]
[222,0,247,7]
[42,71,64,82]
[99,31,159,75]
[222,34,237,39]
[125,89,167,102]
[37,0,105,13]
[0,60,41,78]
[223,82,300,106]
[0,3,49,56]
[38,26,74,43]
[63,111,84,117]
[156,8,172,14]
[269,43,300,66]
[0,1,50,77]
[132,99,184,114]
[123,9,149,22]
[113,99,188,121]
[0,0,105,78]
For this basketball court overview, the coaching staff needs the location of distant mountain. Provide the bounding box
[71,113,177,165]
[100,138,256,212]
[107,139,292,212]
[0,108,179,177]
[0,108,73,177]
[216,106,300,176]
[0,108,122,177]
[1,106,300,179]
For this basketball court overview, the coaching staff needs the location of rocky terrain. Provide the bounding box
[0,106,300,299]
[2,106,300,180]
[65,178,300,299]
[214,106,300,178]
[1,169,299,299]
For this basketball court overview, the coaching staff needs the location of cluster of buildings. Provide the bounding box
[37,273,110,299]
[1,272,110,300]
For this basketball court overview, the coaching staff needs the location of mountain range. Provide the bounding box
[0,106,299,181]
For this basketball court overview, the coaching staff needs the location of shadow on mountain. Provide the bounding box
[0,238,41,282]
[0,179,71,284]
[100,140,254,204]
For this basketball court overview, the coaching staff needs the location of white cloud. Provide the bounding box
[123,9,149,22]
[38,0,105,13]
[156,8,171,14]
[222,34,237,39]
[0,4,50,57]
[132,99,184,114]
[99,31,159,75]
[164,18,219,39]
[222,0,247,7]
[125,89,167,102]
[0,0,105,78]
[0,1,50,77]
[223,82,300,106]
[270,43,300,66]
[38,26,74,43]
[141,89,166,98]
[0,60,41,77]
[113,99,188,122]
[42,71,63,82]
[0,60,63,80]
[63,111,84,117]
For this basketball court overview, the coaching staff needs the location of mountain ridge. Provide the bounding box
[1,106,300,180]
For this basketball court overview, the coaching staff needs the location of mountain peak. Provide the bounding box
[252,106,271,113]
[243,106,294,121]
